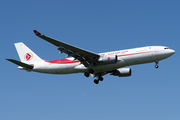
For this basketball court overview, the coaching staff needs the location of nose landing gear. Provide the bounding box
[155,65,159,68]
[155,61,159,68]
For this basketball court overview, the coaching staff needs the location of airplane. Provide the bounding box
[6,30,175,84]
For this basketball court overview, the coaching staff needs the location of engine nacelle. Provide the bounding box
[98,55,117,64]
[112,68,131,77]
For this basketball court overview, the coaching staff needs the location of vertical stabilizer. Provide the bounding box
[15,42,44,64]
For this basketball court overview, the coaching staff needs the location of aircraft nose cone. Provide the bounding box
[167,49,175,57]
[170,49,175,55]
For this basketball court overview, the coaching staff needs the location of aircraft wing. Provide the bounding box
[33,30,100,67]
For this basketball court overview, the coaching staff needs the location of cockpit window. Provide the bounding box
[164,47,169,49]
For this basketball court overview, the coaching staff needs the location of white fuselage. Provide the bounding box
[23,46,175,74]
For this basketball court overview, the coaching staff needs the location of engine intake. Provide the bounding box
[111,68,131,77]
[98,55,117,64]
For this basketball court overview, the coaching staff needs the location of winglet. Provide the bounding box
[33,30,42,36]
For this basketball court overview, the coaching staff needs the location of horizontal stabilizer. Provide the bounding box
[6,59,33,69]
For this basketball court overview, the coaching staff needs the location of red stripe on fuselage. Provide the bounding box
[45,51,157,64]
[45,59,80,64]
[117,51,157,57]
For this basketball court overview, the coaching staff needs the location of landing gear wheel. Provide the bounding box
[155,65,159,68]
[89,68,94,74]
[94,79,99,84]
[98,76,103,81]
[84,72,89,77]
[155,61,159,69]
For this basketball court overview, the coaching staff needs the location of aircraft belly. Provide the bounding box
[33,63,79,74]
[74,64,87,72]
[93,59,128,72]
[119,55,133,65]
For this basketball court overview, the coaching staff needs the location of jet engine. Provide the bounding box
[111,68,131,77]
[98,55,117,64]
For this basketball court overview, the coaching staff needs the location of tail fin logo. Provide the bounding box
[24,53,33,61]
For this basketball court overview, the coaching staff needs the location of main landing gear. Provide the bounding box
[155,61,159,68]
[84,68,94,77]
[84,69,104,84]
[84,72,89,77]
[94,76,104,84]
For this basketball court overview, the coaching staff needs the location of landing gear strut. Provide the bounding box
[155,61,159,68]
[89,68,94,74]
[98,76,103,81]
[84,68,94,77]
[84,68,104,84]
[84,72,89,77]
